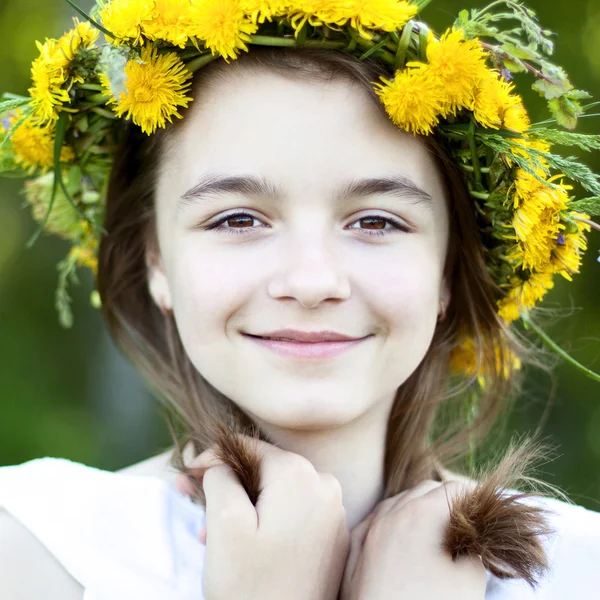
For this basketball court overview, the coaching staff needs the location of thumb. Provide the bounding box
[174,447,223,496]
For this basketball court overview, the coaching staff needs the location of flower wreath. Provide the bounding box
[1,0,599,388]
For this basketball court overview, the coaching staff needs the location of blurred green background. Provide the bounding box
[0,0,598,509]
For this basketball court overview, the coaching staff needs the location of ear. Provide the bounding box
[440,277,451,312]
[146,244,173,312]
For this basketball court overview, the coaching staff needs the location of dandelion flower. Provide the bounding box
[510,178,570,271]
[497,270,555,324]
[472,71,506,129]
[11,116,75,172]
[106,45,193,135]
[449,335,521,387]
[57,20,99,62]
[502,91,530,133]
[28,39,71,123]
[100,0,155,45]
[305,0,418,40]
[69,236,99,275]
[189,0,258,62]
[473,73,528,132]
[374,66,445,135]
[142,0,193,48]
[551,212,591,281]
[28,20,99,123]
[423,27,489,116]
[240,0,290,24]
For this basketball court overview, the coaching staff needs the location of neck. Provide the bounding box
[245,397,393,531]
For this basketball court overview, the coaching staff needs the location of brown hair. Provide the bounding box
[97,47,560,585]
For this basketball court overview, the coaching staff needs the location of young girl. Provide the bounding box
[1,2,600,599]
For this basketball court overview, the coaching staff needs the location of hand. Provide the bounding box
[175,435,350,600]
[339,480,487,600]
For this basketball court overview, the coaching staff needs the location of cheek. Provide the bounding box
[359,248,442,325]
[168,242,259,344]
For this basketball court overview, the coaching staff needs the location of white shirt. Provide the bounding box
[0,457,599,599]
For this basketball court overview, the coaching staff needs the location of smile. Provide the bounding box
[243,334,372,359]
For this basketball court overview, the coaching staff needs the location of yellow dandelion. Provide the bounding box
[142,0,193,48]
[240,0,290,24]
[56,20,99,62]
[99,0,155,45]
[106,45,194,135]
[29,40,71,123]
[449,335,521,387]
[28,20,98,123]
[10,115,75,172]
[497,270,555,324]
[510,177,570,271]
[305,0,418,40]
[551,212,591,281]
[373,65,445,135]
[68,223,99,275]
[189,0,259,62]
[501,90,530,133]
[472,70,507,129]
[422,27,489,116]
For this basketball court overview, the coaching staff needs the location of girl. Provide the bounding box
[1,2,599,599]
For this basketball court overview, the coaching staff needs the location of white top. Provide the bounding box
[1,457,599,599]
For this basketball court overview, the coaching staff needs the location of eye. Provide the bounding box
[348,215,411,237]
[204,211,411,236]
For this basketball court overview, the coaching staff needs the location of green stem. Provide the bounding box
[395,20,415,69]
[354,37,396,65]
[78,84,103,92]
[467,117,483,188]
[469,190,490,200]
[186,53,220,72]
[248,35,346,49]
[522,315,600,384]
[87,93,110,103]
[459,164,491,173]
[572,215,600,232]
[359,35,393,61]
[414,0,435,13]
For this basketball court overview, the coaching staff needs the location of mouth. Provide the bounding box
[242,333,372,359]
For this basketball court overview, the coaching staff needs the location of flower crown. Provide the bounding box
[1,0,599,387]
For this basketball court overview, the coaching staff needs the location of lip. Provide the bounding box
[249,329,364,343]
[243,333,372,359]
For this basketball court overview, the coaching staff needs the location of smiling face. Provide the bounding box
[147,66,451,432]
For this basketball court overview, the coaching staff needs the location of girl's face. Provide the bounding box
[149,69,451,430]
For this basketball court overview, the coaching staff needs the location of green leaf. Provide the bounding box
[0,96,32,116]
[533,78,568,101]
[63,0,116,39]
[548,97,578,130]
[527,128,600,152]
[568,198,600,216]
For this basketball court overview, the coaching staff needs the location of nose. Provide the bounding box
[267,231,351,309]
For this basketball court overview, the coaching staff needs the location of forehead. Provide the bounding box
[159,67,446,205]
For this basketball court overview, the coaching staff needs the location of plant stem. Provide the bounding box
[572,215,600,232]
[248,35,346,49]
[186,53,220,72]
[522,315,600,383]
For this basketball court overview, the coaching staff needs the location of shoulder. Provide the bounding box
[486,494,600,599]
[0,505,83,600]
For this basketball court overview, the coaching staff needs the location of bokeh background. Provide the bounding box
[0,0,598,509]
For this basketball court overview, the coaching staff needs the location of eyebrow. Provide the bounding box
[177,173,433,211]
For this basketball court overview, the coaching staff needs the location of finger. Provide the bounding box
[198,524,207,545]
[373,479,445,521]
[343,511,378,589]
[202,463,257,532]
